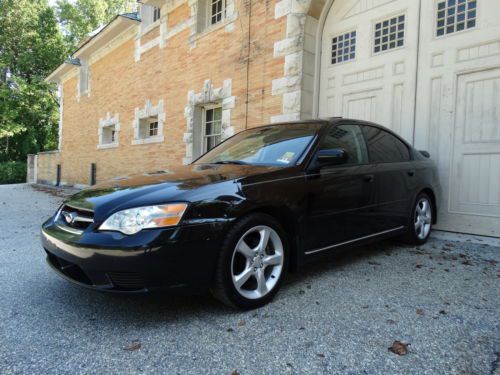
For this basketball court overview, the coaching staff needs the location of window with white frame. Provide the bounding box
[153,6,161,22]
[139,117,160,139]
[374,14,405,54]
[98,113,120,149]
[436,0,476,37]
[331,30,356,64]
[209,0,226,26]
[79,59,89,95]
[203,106,222,152]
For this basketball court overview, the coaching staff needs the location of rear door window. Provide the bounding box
[319,124,369,165]
[362,126,410,163]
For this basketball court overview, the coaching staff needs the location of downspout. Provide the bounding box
[411,0,423,146]
[244,0,251,129]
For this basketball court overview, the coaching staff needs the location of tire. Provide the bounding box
[404,192,433,245]
[211,213,288,309]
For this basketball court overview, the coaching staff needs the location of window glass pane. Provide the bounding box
[331,30,356,64]
[318,125,368,165]
[362,126,410,163]
[374,14,405,53]
[436,0,477,36]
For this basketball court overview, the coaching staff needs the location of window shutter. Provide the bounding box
[197,0,207,32]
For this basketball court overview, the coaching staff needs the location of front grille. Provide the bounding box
[57,204,94,232]
[107,272,146,290]
[46,250,92,285]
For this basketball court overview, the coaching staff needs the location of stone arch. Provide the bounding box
[272,0,334,121]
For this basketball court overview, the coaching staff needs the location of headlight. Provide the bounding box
[99,203,188,235]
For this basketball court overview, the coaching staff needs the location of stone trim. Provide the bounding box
[58,83,64,151]
[132,99,166,145]
[97,112,120,149]
[271,0,311,123]
[183,78,235,164]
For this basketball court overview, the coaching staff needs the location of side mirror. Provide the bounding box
[316,148,347,166]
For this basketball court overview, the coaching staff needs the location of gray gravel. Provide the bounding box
[0,183,499,375]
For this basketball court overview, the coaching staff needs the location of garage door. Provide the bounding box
[319,0,500,237]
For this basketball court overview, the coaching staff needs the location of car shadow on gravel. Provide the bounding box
[35,239,404,325]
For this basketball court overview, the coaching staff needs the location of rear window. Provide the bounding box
[362,126,410,163]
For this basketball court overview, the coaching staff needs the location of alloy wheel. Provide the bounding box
[231,225,284,300]
[415,198,432,240]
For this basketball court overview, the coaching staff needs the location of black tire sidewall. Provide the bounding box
[217,213,289,309]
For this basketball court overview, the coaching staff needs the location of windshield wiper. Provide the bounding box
[212,160,249,165]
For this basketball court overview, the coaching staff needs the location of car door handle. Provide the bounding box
[407,169,415,177]
[364,174,375,183]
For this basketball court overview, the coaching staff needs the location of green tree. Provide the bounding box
[0,0,66,162]
[57,0,136,47]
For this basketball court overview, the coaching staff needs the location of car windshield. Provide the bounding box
[195,123,321,167]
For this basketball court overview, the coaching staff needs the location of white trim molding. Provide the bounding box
[58,83,64,151]
[97,112,120,149]
[132,99,165,145]
[183,78,235,164]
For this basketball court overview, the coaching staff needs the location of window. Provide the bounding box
[149,121,158,137]
[374,14,405,53]
[203,107,222,152]
[209,0,226,25]
[79,59,89,95]
[153,7,161,22]
[318,125,368,165]
[196,123,321,167]
[362,126,410,163]
[102,126,116,144]
[331,31,356,64]
[436,0,476,37]
[139,117,160,139]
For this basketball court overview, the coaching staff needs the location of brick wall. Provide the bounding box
[56,0,286,186]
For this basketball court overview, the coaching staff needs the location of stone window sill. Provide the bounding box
[191,19,231,42]
[97,142,119,150]
[132,135,164,145]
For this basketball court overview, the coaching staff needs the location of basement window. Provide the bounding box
[139,117,161,140]
[436,0,476,37]
[98,113,120,149]
[374,14,405,53]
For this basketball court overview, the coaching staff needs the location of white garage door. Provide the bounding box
[319,0,500,237]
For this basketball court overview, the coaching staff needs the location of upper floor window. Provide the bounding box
[153,7,161,22]
[362,126,410,163]
[79,59,89,96]
[209,0,226,26]
[374,14,405,53]
[331,30,356,64]
[436,0,476,37]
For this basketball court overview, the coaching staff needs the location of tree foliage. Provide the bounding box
[0,0,134,163]
[56,0,136,47]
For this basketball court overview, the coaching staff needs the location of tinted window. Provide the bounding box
[195,123,322,167]
[319,124,368,165]
[362,126,410,163]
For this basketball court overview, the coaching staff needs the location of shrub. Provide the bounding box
[0,161,27,184]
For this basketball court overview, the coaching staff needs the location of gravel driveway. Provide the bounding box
[0,184,499,375]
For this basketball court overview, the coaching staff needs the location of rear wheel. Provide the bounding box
[211,214,287,309]
[404,192,433,245]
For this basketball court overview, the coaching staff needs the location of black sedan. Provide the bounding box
[42,118,441,309]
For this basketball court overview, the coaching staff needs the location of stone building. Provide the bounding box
[34,0,500,236]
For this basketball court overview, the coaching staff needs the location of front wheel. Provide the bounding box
[404,193,433,245]
[211,214,288,309]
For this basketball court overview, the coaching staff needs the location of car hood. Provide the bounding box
[64,164,279,217]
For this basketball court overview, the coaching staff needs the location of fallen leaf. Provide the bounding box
[316,353,325,358]
[439,310,447,315]
[388,341,409,356]
[462,260,472,266]
[238,319,246,326]
[415,264,423,269]
[227,328,234,332]
[123,342,141,351]
[231,370,240,375]
[416,308,424,316]
[368,261,381,266]
[386,319,396,324]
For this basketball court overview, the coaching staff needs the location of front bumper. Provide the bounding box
[41,218,228,292]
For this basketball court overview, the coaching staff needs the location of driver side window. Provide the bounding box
[319,124,368,165]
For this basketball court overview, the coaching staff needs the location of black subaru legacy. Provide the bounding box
[42,118,441,309]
